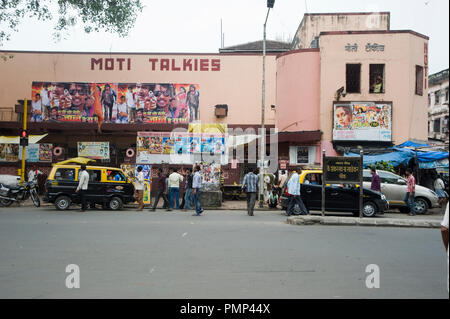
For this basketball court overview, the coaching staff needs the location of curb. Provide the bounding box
[286,216,442,229]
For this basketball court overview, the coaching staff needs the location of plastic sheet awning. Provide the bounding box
[0,134,48,144]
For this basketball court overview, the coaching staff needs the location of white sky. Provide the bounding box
[1,0,448,74]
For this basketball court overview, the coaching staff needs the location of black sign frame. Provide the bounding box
[323,156,362,184]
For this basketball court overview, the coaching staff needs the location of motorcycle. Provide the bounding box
[0,181,40,207]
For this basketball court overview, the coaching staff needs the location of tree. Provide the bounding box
[0,0,143,45]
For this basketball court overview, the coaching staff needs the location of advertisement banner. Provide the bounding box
[0,144,20,162]
[32,82,199,124]
[333,102,392,142]
[39,144,53,162]
[77,142,110,160]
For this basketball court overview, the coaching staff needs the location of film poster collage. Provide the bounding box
[31,82,200,124]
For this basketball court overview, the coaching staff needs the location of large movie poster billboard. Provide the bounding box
[31,82,199,124]
[333,102,392,142]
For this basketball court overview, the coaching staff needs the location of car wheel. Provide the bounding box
[109,197,123,211]
[363,201,378,217]
[55,195,71,210]
[414,198,429,215]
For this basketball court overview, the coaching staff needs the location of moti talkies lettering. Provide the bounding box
[91,58,220,71]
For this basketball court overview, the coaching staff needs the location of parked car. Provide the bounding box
[0,174,20,187]
[44,163,135,211]
[362,169,440,214]
[280,170,388,217]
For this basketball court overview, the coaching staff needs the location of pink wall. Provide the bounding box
[275,49,320,132]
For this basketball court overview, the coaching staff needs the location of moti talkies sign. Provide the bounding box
[90,57,221,71]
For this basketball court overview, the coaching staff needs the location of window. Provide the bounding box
[107,170,125,182]
[428,94,431,106]
[435,90,440,104]
[303,173,322,185]
[55,168,75,181]
[415,65,424,95]
[346,64,361,93]
[369,64,385,93]
[289,146,316,165]
[87,169,102,182]
[434,119,441,133]
[446,89,449,102]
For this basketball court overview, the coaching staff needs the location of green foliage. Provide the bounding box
[0,0,143,45]
[371,161,395,173]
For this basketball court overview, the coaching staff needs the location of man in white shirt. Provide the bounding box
[441,203,449,293]
[31,93,43,122]
[168,167,184,209]
[75,164,89,212]
[286,170,308,216]
[135,166,145,211]
[40,83,52,120]
[116,95,128,123]
[126,86,136,123]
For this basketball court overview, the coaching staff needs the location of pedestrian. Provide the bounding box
[286,170,308,216]
[370,167,381,192]
[434,174,447,207]
[135,166,145,211]
[168,167,183,209]
[182,168,193,211]
[277,170,287,197]
[28,164,44,193]
[404,168,416,216]
[75,164,89,212]
[241,167,260,216]
[192,165,204,216]
[268,189,279,209]
[150,168,170,211]
[440,203,449,292]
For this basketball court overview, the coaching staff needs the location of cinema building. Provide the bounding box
[0,12,429,185]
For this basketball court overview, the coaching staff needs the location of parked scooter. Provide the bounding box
[0,181,40,207]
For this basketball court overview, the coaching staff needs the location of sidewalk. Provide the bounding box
[11,198,446,229]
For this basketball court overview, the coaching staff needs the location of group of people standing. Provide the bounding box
[134,165,204,216]
[240,168,308,217]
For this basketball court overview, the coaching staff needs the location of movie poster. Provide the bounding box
[333,102,392,141]
[78,142,110,160]
[39,144,53,162]
[201,135,225,154]
[31,82,199,125]
[0,144,19,162]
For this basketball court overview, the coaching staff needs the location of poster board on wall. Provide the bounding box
[332,102,392,142]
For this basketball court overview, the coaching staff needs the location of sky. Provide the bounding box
[1,0,448,74]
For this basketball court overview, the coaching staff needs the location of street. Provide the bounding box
[0,206,447,299]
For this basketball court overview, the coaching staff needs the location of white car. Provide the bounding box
[363,169,440,214]
[0,175,21,187]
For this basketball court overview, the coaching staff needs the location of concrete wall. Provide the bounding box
[0,51,277,126]
[292,12,390,49]
[318,31,429,145]
[275,49,320,132]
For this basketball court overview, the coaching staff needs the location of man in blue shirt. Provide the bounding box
[192,165,204,216]
[241,168,260,216]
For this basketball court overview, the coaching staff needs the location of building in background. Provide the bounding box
[428,69,449,148]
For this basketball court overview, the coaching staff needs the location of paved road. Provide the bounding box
[0,207,447,299]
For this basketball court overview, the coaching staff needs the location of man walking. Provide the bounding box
[135,166,145,211]
[370,167,381,192]
[241,168,260,216]
[404,168,416,216]
[182,168,193,211]
[192,165,204,216]
[75,164,89,212]
[286,170,308,216]
[168,167,183,210]
[150,168,170,211]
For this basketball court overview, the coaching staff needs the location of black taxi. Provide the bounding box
[44,163,135,210]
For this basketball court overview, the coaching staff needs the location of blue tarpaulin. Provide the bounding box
[344,140,449,168]
[396,141,430,148]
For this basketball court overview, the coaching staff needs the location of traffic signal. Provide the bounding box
[267,0,275,8]
[19,129,28,146]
